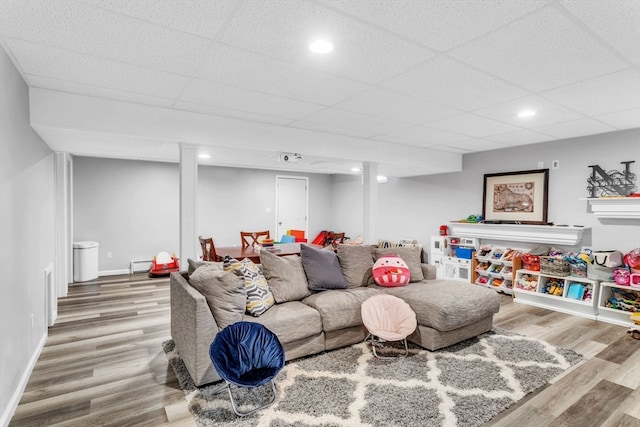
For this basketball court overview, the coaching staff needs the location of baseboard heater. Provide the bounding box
[130,259,152,274]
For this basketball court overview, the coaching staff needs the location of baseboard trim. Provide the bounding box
[99,269,130,276]
[1,331,47,427]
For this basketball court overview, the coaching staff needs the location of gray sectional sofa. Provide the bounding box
[170,244,500,386]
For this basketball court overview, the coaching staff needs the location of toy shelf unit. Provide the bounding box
[430,235,478,283]
[473,248,522,295]
[597,282,640,327]
[513,269,599,320]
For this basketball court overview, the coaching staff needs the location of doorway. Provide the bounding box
[275,176,308,241]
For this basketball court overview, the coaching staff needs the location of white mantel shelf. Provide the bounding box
[580,197,640,219]
[448,222,588,246]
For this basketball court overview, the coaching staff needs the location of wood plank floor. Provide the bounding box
[9,274,640,426]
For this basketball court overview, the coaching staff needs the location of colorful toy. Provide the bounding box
[372,255,410,287]
[614,268,631,285]
[517,274,538,291]
[149,251,180,277]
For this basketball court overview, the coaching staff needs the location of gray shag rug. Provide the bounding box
[163,328,582,427]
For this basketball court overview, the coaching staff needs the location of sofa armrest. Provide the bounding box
[170,272,221,386]
[420,263,437,280]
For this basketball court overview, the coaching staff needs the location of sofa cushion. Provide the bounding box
[337,245,374,288]
[243,301,322,344]
[302,287,383,332]
[376,280,500,332]
[260,251,311,303]
[189,267,246,329]
[301,244,348,291]
[240,258,276,316]
[374,246,424,282]
[187,258,223,275]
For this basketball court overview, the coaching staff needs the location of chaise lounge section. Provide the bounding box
[170,244,500,386]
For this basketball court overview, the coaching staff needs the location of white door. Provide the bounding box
[276,176,308,240]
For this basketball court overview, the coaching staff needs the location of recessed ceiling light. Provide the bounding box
[198,153,211,159]
[517,110,537,118]
[376,175,388,183]
[309,39,333,54]
[350,167,361,172]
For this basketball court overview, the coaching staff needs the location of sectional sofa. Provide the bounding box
[170,244,500,386]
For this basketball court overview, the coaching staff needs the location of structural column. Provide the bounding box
[54,152,71,299]
[363,161,378,245]
[179,144,198,265]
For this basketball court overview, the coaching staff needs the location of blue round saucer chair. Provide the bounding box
[209,321,285,416]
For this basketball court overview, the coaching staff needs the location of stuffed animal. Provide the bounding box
[372,255,410,287]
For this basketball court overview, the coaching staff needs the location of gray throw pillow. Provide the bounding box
[337,245,374,288]
[189,267,246,329]
[260,250,311,303]
[374,246,424,282]
[300,244,348,291]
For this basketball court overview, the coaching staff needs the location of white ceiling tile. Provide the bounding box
[541,69,640,116]
[449,6,629,91]
[27,74,175,108]
[291,108,409,136]
[560,0,640,65]
[335,88,462,125]
[534,118,617,139]
[319,0,549,51]
[374,126,471,147]
[427,113,523,138]
[85,0,238,40]
[594,108,640,130]
[383,56,529,111]
[473,95,584,128]
[178,79,325,121]
[219,0,435,84]
[286,121,371,139]
[484,129,557,145]
[174,101,293,127]
[194,43,370,105]
[447,139,511,152]
[5,38,189,98]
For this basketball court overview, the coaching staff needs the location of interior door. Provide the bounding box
[276,176,308,241]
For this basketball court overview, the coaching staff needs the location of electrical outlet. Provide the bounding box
[106,251,112,259]
[537,161,544,168]
[552,160,560,169]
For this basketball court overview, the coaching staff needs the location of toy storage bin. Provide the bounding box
[455,246,474,259]
[569,262,587,277]
[516,273,538,292]
[521,253,540,271]
[540,256,570,276]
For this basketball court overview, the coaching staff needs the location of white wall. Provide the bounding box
[0,47,55,426]
[331,129,640,258]
[72,159,334,272]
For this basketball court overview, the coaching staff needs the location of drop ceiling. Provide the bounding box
[1,0,639,176]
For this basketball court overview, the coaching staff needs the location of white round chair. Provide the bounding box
[361,294,417,359]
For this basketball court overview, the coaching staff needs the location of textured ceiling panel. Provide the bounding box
[449,6,630,92]
[473,95,585,128]
[534,117,617,139]
[426,113,522,138]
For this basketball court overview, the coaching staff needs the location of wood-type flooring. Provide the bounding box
[9,274,640,426]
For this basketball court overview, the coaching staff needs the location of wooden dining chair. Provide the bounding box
[326,232,345,249]
[240,231,271,248]
[199,236,220,262]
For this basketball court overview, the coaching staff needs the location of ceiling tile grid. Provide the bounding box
[0,0,638,176]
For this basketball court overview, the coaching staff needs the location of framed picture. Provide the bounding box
[482,169,549,225]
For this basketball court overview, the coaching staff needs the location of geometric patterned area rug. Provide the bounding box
[162,328,582,427]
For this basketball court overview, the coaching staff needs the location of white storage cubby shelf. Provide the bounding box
[597,282,640,327]
[513,270,599,320]
[474,247,520,295]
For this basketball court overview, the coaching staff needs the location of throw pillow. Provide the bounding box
[374,246,424,282]
[337,244,374,288]
[222,255,243,275]
[189,267,246,329]
[300,244,348,291]
[372,255,410,287]
[260,250,311,303]
[239,258,275,316]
